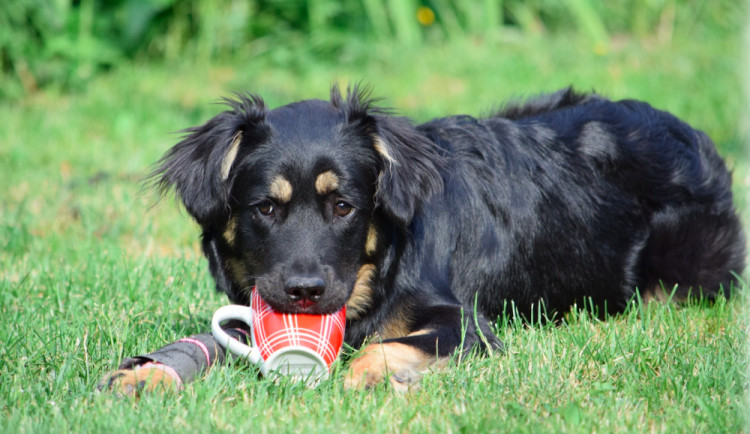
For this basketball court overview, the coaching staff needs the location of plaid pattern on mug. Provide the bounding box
[251,289,346,368]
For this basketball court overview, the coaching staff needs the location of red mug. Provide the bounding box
[211,289,346,385]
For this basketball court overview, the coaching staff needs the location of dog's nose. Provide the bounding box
[284,276,325,308]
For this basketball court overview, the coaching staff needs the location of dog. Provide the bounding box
[102,86,745,394]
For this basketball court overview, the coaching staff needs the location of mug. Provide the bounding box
[211,289,346,385]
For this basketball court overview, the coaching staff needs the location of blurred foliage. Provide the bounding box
[0,0,745,100]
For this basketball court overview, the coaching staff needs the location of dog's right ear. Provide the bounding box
[149,94,268,226]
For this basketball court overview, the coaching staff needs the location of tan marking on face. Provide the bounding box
[365,225,378,256]
[269,175,293,203]
[344,341,446,391]
[373,136,397,166]
[220,132,243,181]
[222,216,237,248]
[315,170,340,195]
[226,257,247,287]
[347,264,376,320]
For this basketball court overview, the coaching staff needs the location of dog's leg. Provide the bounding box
[99,361,183,397]
[99,327,249,397]
[344,332,446,392]
[344,305,501,391]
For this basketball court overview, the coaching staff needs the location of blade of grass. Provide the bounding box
[386,0,420,45]
[431,0,465,40]
[362,0,392,40]
[565,0,609,52]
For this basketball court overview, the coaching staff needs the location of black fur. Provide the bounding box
[151,86,745,360]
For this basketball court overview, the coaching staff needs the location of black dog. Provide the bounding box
[103,86,744,393]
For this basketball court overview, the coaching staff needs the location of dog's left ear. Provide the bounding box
[371,115,445,226]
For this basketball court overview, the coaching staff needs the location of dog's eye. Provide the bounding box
[334,201,354,218]
[257,201,275,216]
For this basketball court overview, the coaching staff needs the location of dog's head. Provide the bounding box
[151,86,443,315]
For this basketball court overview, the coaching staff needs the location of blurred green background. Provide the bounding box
[1,0,745,100]
[2,0,747,250]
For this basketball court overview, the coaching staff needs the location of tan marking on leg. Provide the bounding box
[406,328,435,337]
[642,284,685,304]
[373,136,397,166]
[344,341,445,391]
[315,170,340,195]
[347,264,376,320]
[641,290,667,304]
[100,367,181,398]
[378,305,412,340]
[223,216,237,248]
[269,176,293,203]
[220,132,243,181]
[365,225,378,256]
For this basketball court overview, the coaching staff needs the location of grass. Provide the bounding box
[1,23,749,433]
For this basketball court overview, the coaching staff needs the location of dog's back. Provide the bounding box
[414,90,744,318]
[496,87,597,120]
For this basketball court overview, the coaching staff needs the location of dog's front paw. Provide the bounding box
[344,342,436,392]
[98,363,182,397]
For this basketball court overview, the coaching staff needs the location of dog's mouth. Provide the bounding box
[275,297,345,315]
[294,298,317,310]
[255,274,350,315]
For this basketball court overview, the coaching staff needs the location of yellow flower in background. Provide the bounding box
[416,6,435,26]
[593,41,608,56]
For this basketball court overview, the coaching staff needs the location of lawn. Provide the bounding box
[1,10,748,433]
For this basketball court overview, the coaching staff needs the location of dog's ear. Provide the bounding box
[371,115,445,226]
[336,84,444,227]
[150,94,267,226]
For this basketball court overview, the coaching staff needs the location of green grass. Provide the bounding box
[1,26,748,432]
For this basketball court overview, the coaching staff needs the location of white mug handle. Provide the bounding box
[211,304,262,366]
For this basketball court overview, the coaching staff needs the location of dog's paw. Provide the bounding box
[97,363,182,398]
[344,342,437,392]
